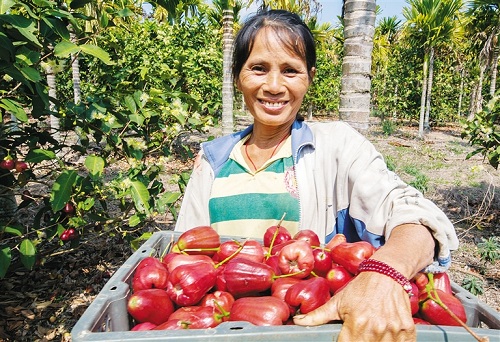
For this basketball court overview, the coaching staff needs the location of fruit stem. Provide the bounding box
[426,273,488,342]
[215,241,244,268]
[265,212,287,261]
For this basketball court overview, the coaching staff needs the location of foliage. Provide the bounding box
[477,236,500,263]
[381,119,396,136]
[461,275,484,296]
[462,95,500,169]
[403,165,429,193]
[0,1,215,278]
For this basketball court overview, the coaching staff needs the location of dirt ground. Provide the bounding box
[0,114,498,341]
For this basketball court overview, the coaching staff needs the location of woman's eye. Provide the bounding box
[251,65,266,73]
[284,68,298,75]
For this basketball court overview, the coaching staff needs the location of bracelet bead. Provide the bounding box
[358,259,413,295]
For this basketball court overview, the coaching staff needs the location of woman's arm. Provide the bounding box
[294,223,435,341]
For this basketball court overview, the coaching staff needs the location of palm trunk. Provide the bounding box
[490,48,498,97]
[424,47,434,132]
[46,64,60,144]
[419,51,429,138]
[339,0,376,132]
[221,8,234,136]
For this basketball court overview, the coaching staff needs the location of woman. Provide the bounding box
[175,9,459,341]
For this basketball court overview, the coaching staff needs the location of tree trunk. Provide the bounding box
[46,64,60,143]
[424,47,434,132]
[458,68,465,117]
[339,0,376,133]
[490,46,498,97]
[419,51,429,138]
[221,8,234,136]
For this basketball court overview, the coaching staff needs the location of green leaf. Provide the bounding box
[0,0,15,15]
[70,0,92,9]
[41,16,70,40]
[80,44,113,65]
[25,149,56,163]
[0,32,14,61]
[1,225,23,236]
[84,155,105,177]
[0,15,41,47]
[50,170,78,212]
[130,181,150,214]
[128,214,141,227]
[19,239,36,270]
[117,8,134,17]
[20,66,41,82]
[124,95,136,113]
[54,41,80,58]
[0,246,11,278]
[130,232,153,251]
[156,191,181,212]
[0,99,28,122]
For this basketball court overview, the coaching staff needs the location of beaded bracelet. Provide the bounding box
[358,259,413,295]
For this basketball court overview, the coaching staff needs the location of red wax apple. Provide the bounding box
[325,233,347,251]
[418,288,467,326]
[293,230,321,247]
[409,282,419,315]
[132,261,169,292]
[14,160,28,173]
[278,240,314,278]
[265,254,282,276]
[270,277,302,316]
[215,239,264,264]
[200,290,235,320]
[153,319,187,330]
[127,288,175,325]
[263,225,292,248]
[0,159,15,170]
[131,322,157,331]
[173,226,221,256]
[330,241,376,275]
[269,240,296,256]
[325,264,354,294]
[413,317,431,325]
[413,272,429,292]
[166,261,217,306]
[223,257,276,297]
[312,248,333,277]
[229,296,290,326]
[166,306,226,329]
[162,253,214,274]
[433,272,453,295]
[135,256,164,273]
[284,277,331,315]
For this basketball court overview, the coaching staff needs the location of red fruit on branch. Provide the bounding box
[14,160,28,173]
[60,228,78,242]
[325,264,353,294]
[173,226,220,256]
[285,277,331,315]
[229,296,290,326]
[0,159,15,170]
[277,240,314,278]
[293,230,321,247]
[166,261,217,306]
[330,241,376,275]
[127,288,174,325]
[63,202,74,214]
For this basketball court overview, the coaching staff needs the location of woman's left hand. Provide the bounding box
[293,271,416,342]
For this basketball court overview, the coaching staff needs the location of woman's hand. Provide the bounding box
[293,271,416,341]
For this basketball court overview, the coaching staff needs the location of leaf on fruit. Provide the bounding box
[130,181,150,214]
[85,155,105,178]
[19,239,36,270]
[0,246,12,278]
[50,170,78,212]
[25,149,56,163]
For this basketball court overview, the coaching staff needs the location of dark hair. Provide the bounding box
[232,10,316,82]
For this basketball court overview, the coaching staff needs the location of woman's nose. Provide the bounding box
[263,71,283,93]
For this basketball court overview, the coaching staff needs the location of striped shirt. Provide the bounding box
[208,135,300,239]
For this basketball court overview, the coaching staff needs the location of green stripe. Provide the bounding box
[218,159,247,177]
[209,192,300,223]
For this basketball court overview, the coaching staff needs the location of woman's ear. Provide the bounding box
[309,67,316,82]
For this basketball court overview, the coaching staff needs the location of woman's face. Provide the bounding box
[237,28,314,128]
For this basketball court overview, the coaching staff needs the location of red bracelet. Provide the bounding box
[358,259,413,295]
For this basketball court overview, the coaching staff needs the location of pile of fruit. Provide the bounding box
[126,225,468,331]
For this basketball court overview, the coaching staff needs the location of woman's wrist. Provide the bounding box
[358,259,413,294]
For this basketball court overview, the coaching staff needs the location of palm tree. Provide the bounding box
[222,7,235,135]
[467,0,500,116]
[403,0,464,138]
[338,0,377,131]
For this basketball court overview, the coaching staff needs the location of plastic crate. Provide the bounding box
[71,231,500,342]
